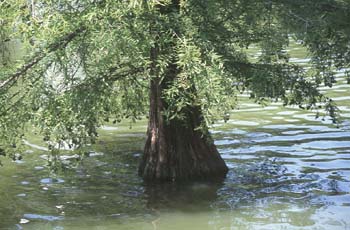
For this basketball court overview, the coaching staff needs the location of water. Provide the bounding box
[1,102,349,229]
[1,43,350,230]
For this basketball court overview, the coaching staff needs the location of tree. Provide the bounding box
[0,0,349,181]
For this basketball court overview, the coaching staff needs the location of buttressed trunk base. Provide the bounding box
[138,78,228,182]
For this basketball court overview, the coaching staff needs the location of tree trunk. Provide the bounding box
[138,0,228,181]
[138,66,228,182]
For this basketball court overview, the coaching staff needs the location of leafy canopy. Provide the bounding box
[0,0,349,157]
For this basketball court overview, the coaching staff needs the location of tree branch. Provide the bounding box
[0,26,86,90]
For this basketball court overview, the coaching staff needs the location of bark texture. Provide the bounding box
[138,64,228,181]
[138,0,228,181]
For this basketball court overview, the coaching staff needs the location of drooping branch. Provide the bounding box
[1,64,145,116]
[0,26,86,90]
[71,65,146,92]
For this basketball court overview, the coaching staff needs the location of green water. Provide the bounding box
[1,44,350,230]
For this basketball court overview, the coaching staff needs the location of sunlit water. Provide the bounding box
[1,45,350,230]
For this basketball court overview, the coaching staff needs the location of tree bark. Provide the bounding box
[138,63,228,182]
[138,0,228,181]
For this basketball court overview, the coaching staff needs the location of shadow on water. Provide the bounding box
[143,179,225,213]
[140,160,327,230]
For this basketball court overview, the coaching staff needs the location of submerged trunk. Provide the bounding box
[138,65,228,182]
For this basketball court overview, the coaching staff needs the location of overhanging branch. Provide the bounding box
[71,65,146,92]
[0,26,86,90]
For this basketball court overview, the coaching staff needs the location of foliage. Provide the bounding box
[0,0,349,157]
